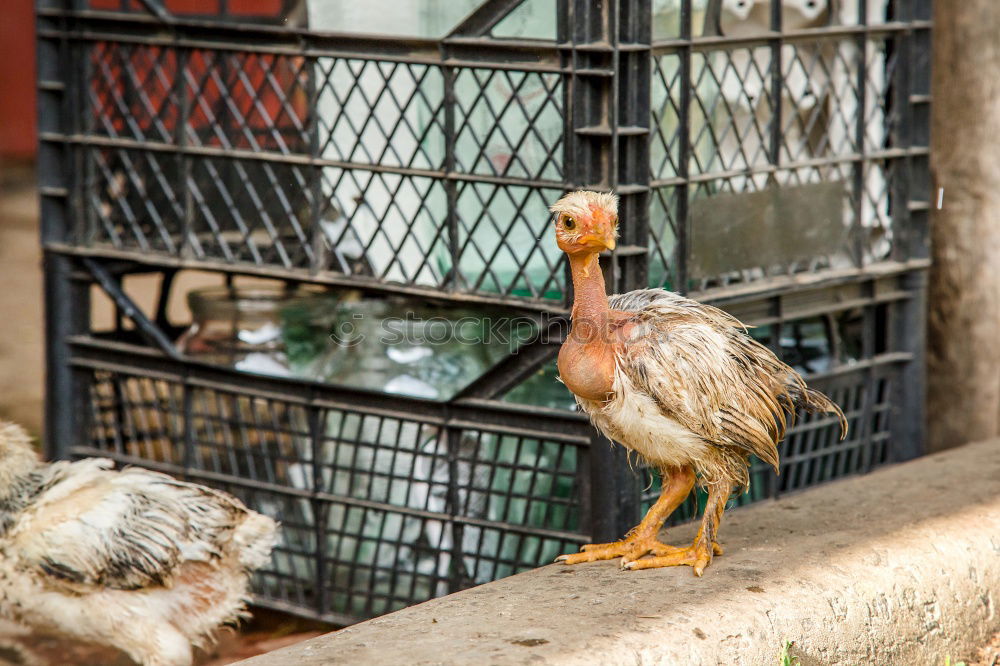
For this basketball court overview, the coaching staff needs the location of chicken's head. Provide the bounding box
[550,190,619,255]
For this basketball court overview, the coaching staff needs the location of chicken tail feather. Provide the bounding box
[791,386,848,440]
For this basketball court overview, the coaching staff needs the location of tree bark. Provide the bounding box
[928,1,1000,451]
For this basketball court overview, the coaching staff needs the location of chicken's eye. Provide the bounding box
[563,217,576,230]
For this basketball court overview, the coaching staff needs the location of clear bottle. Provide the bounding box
[176,286,328,378]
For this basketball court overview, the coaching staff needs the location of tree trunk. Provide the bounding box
[928,1,1000,451]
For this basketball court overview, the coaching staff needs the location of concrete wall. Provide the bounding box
[238,439,1000,665]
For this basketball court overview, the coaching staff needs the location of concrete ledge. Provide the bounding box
[239,440,1000,665]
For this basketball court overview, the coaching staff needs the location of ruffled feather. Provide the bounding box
[599,289,847,487]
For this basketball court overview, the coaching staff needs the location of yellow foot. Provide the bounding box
[621,539,724,576]
[554,534,684,567]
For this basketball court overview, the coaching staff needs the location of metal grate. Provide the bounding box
[39,0,931,625]
[187,156,314,267]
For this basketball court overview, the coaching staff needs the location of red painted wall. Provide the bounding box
[0,1,37,160]
[1,1,289,160]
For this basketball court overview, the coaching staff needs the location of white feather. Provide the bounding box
[579,365,714,472]
[0,422,279,666]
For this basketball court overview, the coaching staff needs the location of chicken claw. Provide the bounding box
[555,465,698,569]
[621,538,723,576]
[554,535,684,566]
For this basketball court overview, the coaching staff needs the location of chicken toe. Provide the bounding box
[554,465,696,568]
[554,535,684,566]
[620,538,723,573]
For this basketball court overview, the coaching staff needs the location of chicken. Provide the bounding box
[550,191,846,575]
[0,421,278,666]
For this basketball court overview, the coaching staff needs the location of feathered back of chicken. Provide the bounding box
[0,421,279,666]
[603,290,848,489]
[714,312,849,465]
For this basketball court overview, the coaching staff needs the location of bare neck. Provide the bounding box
[567,252,611,338]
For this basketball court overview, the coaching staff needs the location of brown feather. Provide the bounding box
[608,289,847,487]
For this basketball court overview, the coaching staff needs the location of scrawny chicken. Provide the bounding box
[550,191,846,575]
[0,421,278,666]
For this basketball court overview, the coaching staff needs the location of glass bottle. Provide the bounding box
[176,286,329,378]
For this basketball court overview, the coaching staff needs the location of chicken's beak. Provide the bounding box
[577,233,612,251]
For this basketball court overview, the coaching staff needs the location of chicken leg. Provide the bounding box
[623,478,733,576]
[555,465,696,568]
